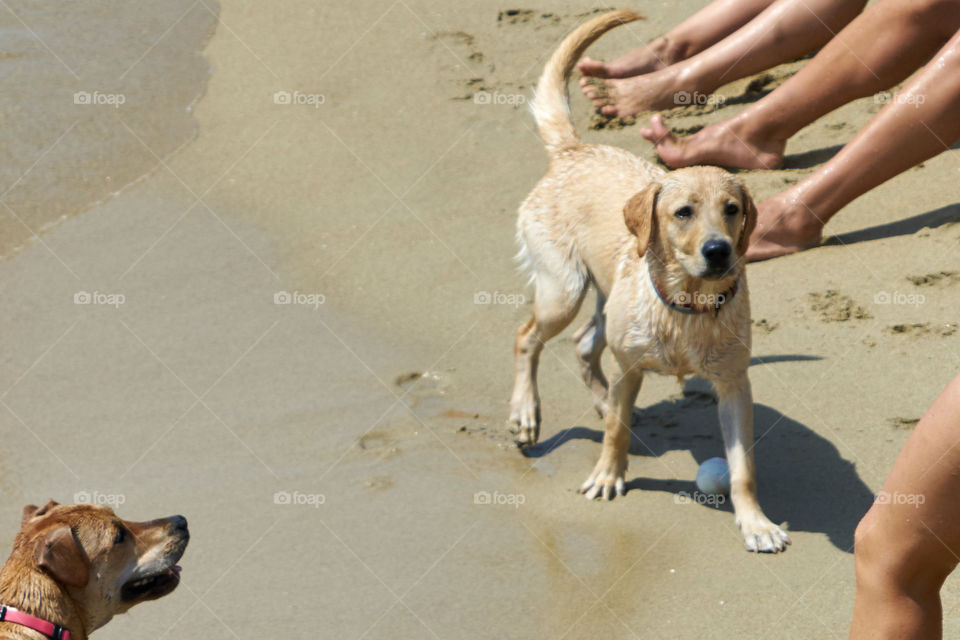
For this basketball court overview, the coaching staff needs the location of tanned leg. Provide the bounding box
[851,372,960,640]
[642,0,960,171]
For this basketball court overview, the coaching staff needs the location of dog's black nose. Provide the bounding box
[168,515,188,532]
[701,239,732,267]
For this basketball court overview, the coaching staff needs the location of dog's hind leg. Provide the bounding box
[572,292,608,418]
[509,270,587,446]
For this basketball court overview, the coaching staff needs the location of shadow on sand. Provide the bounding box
[782,144,844,170]
[823,202,960,248]
[522,359,873,553]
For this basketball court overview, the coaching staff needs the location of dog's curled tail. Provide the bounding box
[530,9,643,153]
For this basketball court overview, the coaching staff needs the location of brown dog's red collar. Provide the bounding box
[0,605,71,640]
[649,268,738,316]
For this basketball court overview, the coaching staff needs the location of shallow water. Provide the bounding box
[0,0,218,259]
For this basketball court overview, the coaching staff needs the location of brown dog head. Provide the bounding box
[624,167,757,280]
[12,500,188,631]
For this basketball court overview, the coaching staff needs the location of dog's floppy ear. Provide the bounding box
[22,499,59,526]
[623,182,661,256]
[737,183,758,256]
[37,526,89,588]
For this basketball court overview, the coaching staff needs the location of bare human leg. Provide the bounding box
[747,28,960,260]
[851,372,960,639]
[577,0,775,79]
[641,0,960,171]
[585,0,866,116]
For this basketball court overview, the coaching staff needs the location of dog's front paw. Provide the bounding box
[737,513,791,553]
[579,451,627,500]
[507,403,540,446]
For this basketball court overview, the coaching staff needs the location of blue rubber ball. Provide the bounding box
[696,457,730,495]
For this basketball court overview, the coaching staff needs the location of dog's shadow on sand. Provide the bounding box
[523,357,873,553]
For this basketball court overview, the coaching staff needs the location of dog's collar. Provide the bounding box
[648,267,738,316]
[0,605,71,640]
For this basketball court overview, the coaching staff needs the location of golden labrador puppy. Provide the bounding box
[509,9,789,552]
[0,500,188,639]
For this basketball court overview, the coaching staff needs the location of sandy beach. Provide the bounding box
[0,0,958,637]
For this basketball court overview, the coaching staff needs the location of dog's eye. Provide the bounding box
[724,203,740,216]
[114,527,127,545]
[674,206,693,219]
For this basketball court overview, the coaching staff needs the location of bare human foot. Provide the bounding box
[577,36,685,79]
[639,114,785,169]
[580,69,693,117]
[746,192,824,261]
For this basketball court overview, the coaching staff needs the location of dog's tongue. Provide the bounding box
[170,565,182,574]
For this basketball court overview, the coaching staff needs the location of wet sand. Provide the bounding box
[0,0,217,260]
[1,1,959,638]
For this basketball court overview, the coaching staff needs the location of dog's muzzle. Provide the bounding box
[701,239,732,278]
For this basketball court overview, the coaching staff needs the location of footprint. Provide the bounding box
[362,475,396,491]
[906,271,960,287]
[394,370,447,409]
[433,30,476,48]
[444,408,485,436]
[889,417,920,429]
[752,318,779,334]
[394,371,424,386]
[497,9,535,24]
[452,77,493,101]
[432,31,487,69]
[589,112,638,131]
[432,30,495,100]
[497,7,617,26]
[807,290,872,323]
[496,9,562,27]
[887,322,958,338]
[356,434,402,461]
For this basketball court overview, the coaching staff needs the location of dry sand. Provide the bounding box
[0,0,959,638]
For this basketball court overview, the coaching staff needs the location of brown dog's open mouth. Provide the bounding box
[121,565,181,602]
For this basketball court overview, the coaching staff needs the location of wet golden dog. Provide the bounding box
[0,500,188,639]
[509,9,789,552]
